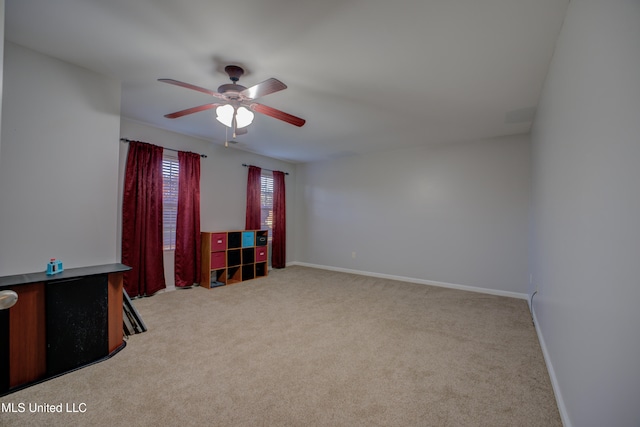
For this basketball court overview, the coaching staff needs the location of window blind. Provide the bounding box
[260,174,274,239]
[162,157,179,250]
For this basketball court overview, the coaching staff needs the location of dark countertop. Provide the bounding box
[0,263,131,289]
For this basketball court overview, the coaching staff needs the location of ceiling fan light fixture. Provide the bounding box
[215,104,234,127]
[215,105,254,129]
[236,106,254,128]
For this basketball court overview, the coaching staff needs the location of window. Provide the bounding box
[162,156,179,250]
[260,173,274,240]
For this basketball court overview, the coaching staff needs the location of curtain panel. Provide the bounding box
[121,141,166,297]
[272,170,286,268]
[175,151,201,288]
[245,165,262,230]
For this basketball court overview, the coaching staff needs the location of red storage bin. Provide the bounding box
[210,251,226,269]
[255,247,267,262]
[211,233,227,251]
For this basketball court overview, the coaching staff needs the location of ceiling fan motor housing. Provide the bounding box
[225,65,244,83]
[217,83,247,100]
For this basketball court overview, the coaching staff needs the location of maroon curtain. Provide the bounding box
[245,165,262,230]
[272,171,286,268]
[121,141,166,297]
[175,151,201,288]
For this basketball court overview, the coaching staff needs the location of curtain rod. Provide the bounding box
[242,164,289,175]
[120,138,207,158]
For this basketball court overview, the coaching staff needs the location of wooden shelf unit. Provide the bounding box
[200,230,268,288]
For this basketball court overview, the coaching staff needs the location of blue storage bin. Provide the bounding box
[242,231,255,247]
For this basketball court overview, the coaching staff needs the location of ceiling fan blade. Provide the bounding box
[230,112,248,137]
[241,78,287,100]
[164,103,220,119]
[249,103,306,127]
[232,110,238,136]
[158,78,226,100]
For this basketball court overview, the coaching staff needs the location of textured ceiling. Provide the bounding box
[5,0,568,163]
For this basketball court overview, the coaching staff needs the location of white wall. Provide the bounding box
[530,0,640,426]
[295,134,530,295]
[0,42,121,275]
[118,119,297,286]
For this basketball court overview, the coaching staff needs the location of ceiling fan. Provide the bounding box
[159,65,306,137]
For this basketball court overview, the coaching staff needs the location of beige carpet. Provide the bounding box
[0,266,560,426]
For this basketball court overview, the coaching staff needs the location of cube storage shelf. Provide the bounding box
[201,230,268,288]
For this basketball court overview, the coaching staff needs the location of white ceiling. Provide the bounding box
[5,0,568,163]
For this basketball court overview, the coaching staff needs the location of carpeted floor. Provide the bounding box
[0,266,561,426]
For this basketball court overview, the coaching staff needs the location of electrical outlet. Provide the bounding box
[352,251,356,259]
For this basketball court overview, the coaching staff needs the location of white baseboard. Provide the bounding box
[531,307,571,427]
[287,261,528,300]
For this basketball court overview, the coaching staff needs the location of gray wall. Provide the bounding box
[0,42,121,275]
[530,0,640,425]
[295,134,531,296]
[118,119,297,287]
